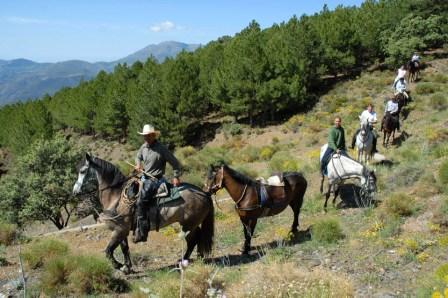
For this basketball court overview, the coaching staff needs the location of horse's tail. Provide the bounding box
[198,195,214,257]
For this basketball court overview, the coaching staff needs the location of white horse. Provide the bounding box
[320,144,377,210]
[356,122,374,164]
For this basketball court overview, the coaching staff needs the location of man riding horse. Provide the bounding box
[133,124,182,243]
[393,73,409,102]
[411,52,420,68]
[320,116,347,175]
[381,97,400,132]
[351,103,378,153]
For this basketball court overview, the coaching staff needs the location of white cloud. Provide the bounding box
[5,16,49,25]
[150,21,177,32]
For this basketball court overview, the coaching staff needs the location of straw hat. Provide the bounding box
[138,124,160,136]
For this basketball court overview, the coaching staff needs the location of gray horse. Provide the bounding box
[72,153,214,274]
[356,123,374,164]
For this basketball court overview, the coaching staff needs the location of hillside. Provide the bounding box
[2,54,447,297]
[0,41,199,106]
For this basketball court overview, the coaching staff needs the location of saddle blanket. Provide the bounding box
[256,180,287,208]
[256,175,285,187]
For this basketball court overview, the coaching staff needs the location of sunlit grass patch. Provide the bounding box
[23,238,69,269]
[382,192,417,217]
[311,217,345,244]
[227,262,353,298]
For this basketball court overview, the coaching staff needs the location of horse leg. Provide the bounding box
[119,238,132,274]
[320,175,325,194]
[332,184,340,206]
[241,218,257,255]
[324,183,332,211]
[289,195,304,234]
[182,226,200,260]
[105,231,124,269]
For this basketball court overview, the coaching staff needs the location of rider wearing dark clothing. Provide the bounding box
[321,117,347,175]
[133,124,181,243]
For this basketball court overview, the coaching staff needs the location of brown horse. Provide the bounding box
[395,91,408,113]
[73,153,214,273]
[406,60,420,82]
[205,163,307,255]
[381,112,399,147]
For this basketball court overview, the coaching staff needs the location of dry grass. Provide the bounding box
[226,262,353,297]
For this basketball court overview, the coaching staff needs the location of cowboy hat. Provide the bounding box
[138,124,160,136]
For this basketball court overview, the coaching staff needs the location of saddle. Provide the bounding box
[256,174,287,208]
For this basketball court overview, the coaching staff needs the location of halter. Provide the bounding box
[208,166,224,194]
[207,166,252,211]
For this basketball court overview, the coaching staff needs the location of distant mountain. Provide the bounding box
[0,41,200,106]
[116,41,200,65]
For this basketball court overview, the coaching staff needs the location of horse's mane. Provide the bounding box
[91,157,127,188]
[224,165,255,185]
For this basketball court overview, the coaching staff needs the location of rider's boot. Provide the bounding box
[133,200,150,243]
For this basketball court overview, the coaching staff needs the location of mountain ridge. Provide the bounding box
[0,41,200,106]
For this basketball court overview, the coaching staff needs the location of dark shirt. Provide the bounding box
[328,126,346,151]
[135,140,181,178]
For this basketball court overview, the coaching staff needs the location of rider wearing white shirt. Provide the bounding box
[411,53,420,65]
[393,77,409,99]
[351,104,378,152]
[383,97,400,131]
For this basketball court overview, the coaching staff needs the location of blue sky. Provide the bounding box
[0,0,364,62]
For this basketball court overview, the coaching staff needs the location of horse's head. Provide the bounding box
[366,169,377,193]
[204,163,225,194]
[73,153,98,196]
[360,123,369,136]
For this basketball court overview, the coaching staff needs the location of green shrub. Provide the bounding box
[23,238,69,269]
[415,83,440,95]
[40,256,74,295]
[435,263,448,280]
[430,93,447,110]
[432,74,448,84]
[439,160,448,185]
[176,146,197,160]
[269,151,299,172]
[69,255,113,294]
[181,171,204,187]
[379,217,402,238]
[40,254,116,296]
[383,193,416,217]
[0,222,17,246]
[285,115,304,133]
[259,146,275,161]
[234,165,258,179]
[238,146,260,163]
[222,122,243,136]
[311,217,344,244]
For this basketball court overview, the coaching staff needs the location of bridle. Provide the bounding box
[207,166,224,195]
[206,166,252,211]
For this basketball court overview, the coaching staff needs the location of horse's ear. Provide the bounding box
[86,152,92,161]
